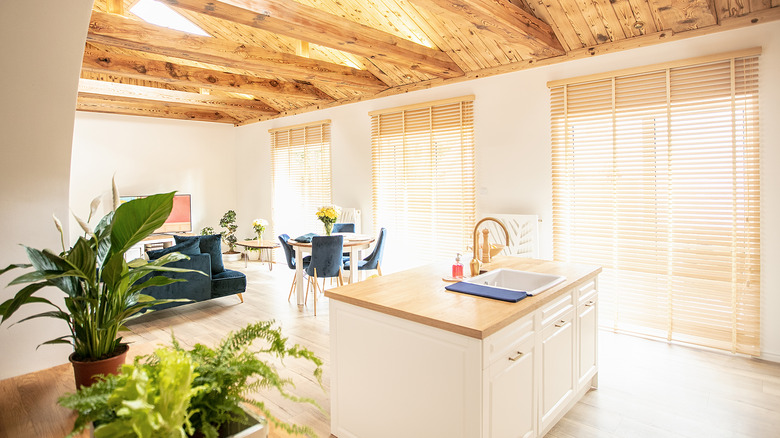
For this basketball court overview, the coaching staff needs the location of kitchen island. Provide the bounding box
[325,257,601,438]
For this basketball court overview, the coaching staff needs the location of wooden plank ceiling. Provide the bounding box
[80,0,779,125]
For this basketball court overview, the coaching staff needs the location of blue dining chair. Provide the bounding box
[279,234,310,302]
[305,235,345,315]
[332,223,355,233]
[344,228,387,279]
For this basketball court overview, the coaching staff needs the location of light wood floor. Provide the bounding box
[125,260,780,438]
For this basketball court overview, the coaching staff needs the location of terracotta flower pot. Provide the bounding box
[69,344,129,388]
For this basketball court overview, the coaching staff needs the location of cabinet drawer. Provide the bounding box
[577,279,597,305]
[540,291,574,328]
[483,313,534,369]
[579,292,598,310]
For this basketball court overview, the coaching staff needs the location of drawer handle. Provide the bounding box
[508,351,524,361]
[554,319,568,328]
[585,300,595,307]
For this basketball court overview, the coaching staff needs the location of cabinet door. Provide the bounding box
[485,343,535,438]
[540,308,575,431]
[578,295,598,389]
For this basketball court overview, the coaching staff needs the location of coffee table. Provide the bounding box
[235,239,280,270]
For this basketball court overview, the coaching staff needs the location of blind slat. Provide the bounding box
[271,122,332,237]
[371,99,476,270]
[551,55,761,356]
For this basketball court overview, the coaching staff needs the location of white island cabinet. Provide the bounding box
[326,258,600,438]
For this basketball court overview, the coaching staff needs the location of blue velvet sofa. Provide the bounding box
[140,234,247,311]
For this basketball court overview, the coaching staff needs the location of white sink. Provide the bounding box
[463,268,566,296]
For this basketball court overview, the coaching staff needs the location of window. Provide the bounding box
[550,50,761,355]
[271,120,332,237]
[130,0,211,37]
[370,96,476,270]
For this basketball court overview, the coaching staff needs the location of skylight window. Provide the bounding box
[130,0,211,37]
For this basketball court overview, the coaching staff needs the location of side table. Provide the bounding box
[235,240,280,270]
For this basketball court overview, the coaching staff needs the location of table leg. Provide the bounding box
[349,246,357,284]
[244,249,248,268]
[295,247,304,305]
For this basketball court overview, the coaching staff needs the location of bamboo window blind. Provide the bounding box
[370,96,476,269]
[270,120,332,237]
[549,50,761,355]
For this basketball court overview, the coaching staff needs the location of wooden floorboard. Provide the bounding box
[3,259,776,438]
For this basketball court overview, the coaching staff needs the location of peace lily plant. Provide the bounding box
[0,182,203,372]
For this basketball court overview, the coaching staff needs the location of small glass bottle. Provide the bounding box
[452,253,464,278]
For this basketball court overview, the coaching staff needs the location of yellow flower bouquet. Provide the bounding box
[316,206,339,235]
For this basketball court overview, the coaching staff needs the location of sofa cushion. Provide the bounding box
[211,269,247,298]
[176,234,224,274]
[146,238,201,260]
[139,253,212,311]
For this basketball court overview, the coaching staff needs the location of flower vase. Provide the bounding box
[256,232,263,242]
[324,222,333,236]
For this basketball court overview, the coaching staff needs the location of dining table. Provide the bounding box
[288,233,375,306]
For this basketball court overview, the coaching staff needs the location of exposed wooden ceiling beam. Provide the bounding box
[106,0,124,15]
[409,0,564,57]
[87,11,388,91]
[77,97,242,124]
[82,45,334,103]
[78,78,280,115]
[653,0,717,32]
[159,0,464,78]
[240,7,780,125]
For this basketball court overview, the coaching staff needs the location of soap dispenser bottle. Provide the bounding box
[452,253,464,278]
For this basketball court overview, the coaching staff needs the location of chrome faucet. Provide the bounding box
[470,217,510,277]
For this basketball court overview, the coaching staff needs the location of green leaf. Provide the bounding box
[23,247,79,297]
[0,282,48,324]
[126,276,186,296]
[111,192,175,256]
[0,263,32,276]
[38,336,74,349]
[0,296,59,318]
[7,270,65,285]
[101,252,127,294]
[94,211,114,268]
[14,309,70,324]
[64,237,96,286]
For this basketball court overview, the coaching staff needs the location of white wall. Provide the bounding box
[0,0,95,379]
[70,113,239,242]
[234,22,780,360]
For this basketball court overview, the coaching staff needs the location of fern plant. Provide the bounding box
[59,321,324,438]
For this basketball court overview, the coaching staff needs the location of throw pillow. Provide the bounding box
[176,234,224,274]
[146,238,201,260]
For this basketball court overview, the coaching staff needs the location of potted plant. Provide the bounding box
[0,182,204,387]
[219,210,240,262]
[200,226,216,236]
[59,320,324,438]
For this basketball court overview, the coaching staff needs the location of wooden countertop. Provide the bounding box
[324,257,601,339]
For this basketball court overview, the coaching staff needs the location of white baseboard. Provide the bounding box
[760,351,780,363]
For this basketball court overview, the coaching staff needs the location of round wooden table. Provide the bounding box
[236,239,280,270]
[288,233,374,305]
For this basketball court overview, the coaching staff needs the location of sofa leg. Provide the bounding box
[237,293,244,303]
